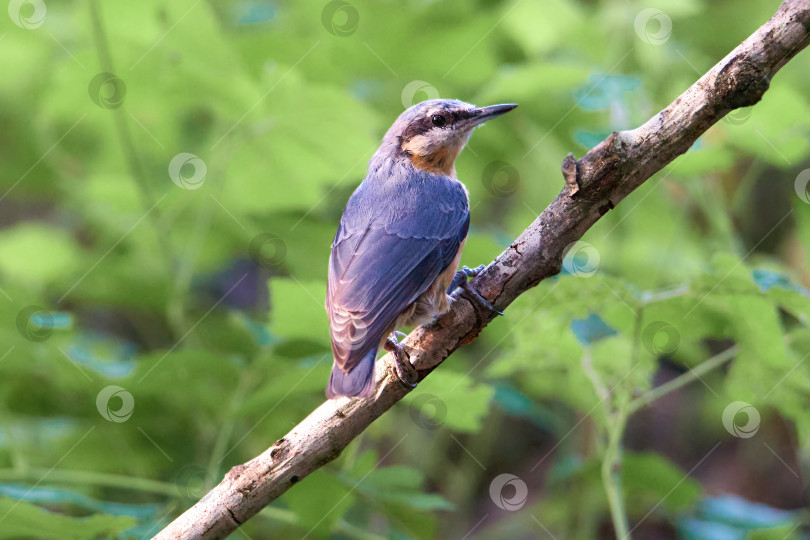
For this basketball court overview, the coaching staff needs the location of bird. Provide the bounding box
[325,99,517,399]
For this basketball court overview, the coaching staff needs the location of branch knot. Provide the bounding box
[714,54,770,109]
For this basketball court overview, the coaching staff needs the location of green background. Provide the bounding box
[1,0,809,538]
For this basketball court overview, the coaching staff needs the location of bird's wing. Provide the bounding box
[327,170,469,372]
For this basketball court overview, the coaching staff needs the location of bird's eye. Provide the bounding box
[431,114,446,127]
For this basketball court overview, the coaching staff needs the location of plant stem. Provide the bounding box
[0,468,178,496]
[626,345,739,416]
[596,343,740,539]
[206,366,253,484]
[166,157,228,341]
[88,0,180,334]
[88,0,157,211]
[582,349,632,538]
[581,349,610,404]
[602,409,630,540]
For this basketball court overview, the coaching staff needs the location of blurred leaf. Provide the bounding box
[724,85,810,166]
[356,465,453,512]
[283,470,354,538]
[0,496,135,540]
[403,370,494,433]
[570,313,618,345]
[745,525,801,539]
[0,223,81,286]
[269,278,329,346]
[679,518,746,540]
[503,0,585,56]
[699,495,796,530]
[623,452,703,515]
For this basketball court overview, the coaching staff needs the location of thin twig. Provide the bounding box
[627,345,739,416]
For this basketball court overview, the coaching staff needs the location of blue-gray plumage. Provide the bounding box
[326,99,517,399]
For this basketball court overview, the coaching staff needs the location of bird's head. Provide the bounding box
[382,99,517,176]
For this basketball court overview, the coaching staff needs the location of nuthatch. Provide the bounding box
[326,99,517,399]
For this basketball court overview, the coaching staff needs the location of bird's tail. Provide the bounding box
[326,349,377,399]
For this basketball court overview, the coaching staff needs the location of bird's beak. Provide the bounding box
[467,103,518,127]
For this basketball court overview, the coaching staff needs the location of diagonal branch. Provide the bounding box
[156,1,810,537]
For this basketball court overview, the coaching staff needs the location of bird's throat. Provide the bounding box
[401,132,469,176]
[408,149,458,176]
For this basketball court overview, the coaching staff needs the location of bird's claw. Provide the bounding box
[385,334,417,388]
[447,264,485,293]
[448,265,504,316]
[461,281,504,316]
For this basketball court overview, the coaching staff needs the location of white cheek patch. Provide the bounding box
[402,132,436,155]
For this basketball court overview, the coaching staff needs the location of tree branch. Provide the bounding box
[155,2,810,537]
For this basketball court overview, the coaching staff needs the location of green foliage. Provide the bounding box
[622,452,702,515]
[0,224,81,286]
[0,496,135,539]
[403,370,494,433]
[1,0,809,537]
[284,470,356,538]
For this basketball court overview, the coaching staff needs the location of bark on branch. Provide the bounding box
[156,2,810,537]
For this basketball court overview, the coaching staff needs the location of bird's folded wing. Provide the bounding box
[327,212,468,372]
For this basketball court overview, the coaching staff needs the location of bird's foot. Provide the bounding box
[448,265,504,316]
[384,333,417,388]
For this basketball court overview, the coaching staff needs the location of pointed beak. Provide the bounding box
[467,103,518,127]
